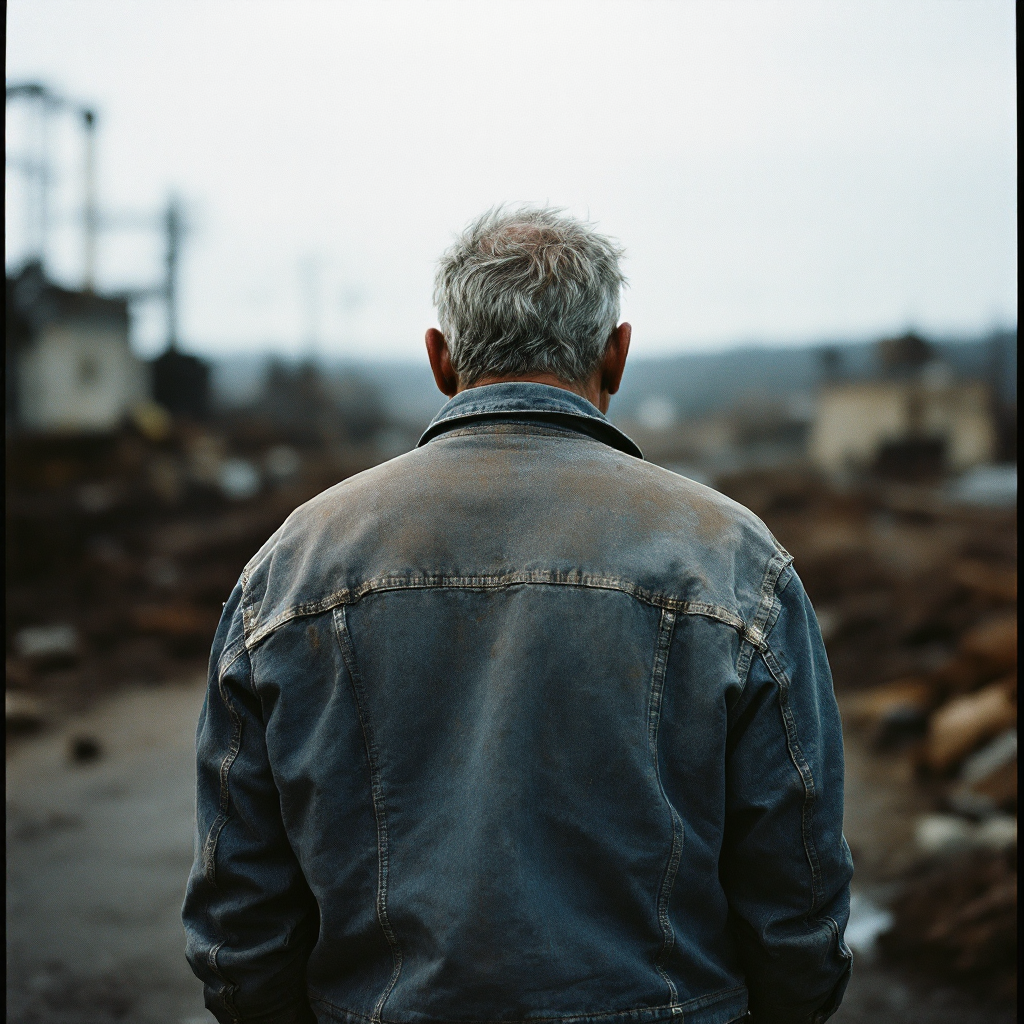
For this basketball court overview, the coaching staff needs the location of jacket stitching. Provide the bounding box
[437,423,599,440]
[218,638,248,680]
[202,656,245,887]
[759,644,824,912]
[199,651,246,1020]
[735,550,792,686]
[240,565,256,637]
[827,915,854,961]
[206,939,241,1022]
[647,609,682,1010]
[244,573,746,650]
[332,606,404,1022]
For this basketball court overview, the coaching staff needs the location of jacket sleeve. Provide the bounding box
[182,580,319,1024]
[722,564,854,1024]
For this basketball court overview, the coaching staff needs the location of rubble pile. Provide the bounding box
[719,468,1016,999]
[5,416,381,717]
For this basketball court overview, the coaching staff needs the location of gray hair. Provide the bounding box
[433,206,626,386]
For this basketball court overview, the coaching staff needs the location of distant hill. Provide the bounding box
[611,330,1016,424]
[209,329,1015,432]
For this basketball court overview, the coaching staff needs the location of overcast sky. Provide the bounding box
[5,0,1017,360]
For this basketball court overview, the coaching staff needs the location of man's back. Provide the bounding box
[184,384,853,1024]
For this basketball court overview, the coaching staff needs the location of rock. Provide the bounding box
[930,613,1018,694]
[975,815,1017,853]
[916,814,976,857]
[219,458,261,501]
[924,679,1016,774]
[6,692,46,735]
[959,729,1017,784]
[842,679,935,747]
[950,730,1018,814]
[970,758,1017,812]
[15,624,79,664]
[915,813,1017,857]
[945,786,999,821]
[952,560,1017,603]
[69,735,102,763]
[957,613,1017,679]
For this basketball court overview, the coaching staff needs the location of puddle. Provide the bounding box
[845,892,894,959]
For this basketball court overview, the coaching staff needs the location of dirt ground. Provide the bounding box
[6,678,208,1024]
[5,676,1014,1024]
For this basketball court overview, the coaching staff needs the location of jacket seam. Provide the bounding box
[735,550,793,686]
[647,608,682,1009]
[332,606,403,1022]
[826,915,854,962]
[244,573,748,650]
[435,423,601,441]
[206,939,241,1022]
[759,643,824,913]
[240,565,257,639]
[202,653,245,887]
[203,651,246,1019]
[218,638,249,680]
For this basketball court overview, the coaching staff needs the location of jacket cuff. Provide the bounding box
[209,1001,316,1024]
[749,958,853,1024]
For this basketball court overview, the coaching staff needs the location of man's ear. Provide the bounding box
[425,328,460,397]
[600,322,631,397]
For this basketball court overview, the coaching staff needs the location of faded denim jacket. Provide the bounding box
[184,383,854,1024]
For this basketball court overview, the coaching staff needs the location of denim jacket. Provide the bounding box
[184,383,853,1024]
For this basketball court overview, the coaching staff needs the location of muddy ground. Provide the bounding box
[5,675,1013,1024]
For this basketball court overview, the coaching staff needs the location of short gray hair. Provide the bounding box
[433,206,626,386]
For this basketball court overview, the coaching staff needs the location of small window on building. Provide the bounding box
[78,356,99,386]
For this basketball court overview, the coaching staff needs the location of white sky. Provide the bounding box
[5,0,1018,359]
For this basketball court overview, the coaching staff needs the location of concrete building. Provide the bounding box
[809,369,996,475]
[6,263,148,434]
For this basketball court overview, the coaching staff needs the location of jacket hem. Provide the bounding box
[309,984,748,1024]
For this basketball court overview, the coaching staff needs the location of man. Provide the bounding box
[184,207,853,1024]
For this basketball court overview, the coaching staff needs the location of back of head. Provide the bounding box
[434,206,626,386]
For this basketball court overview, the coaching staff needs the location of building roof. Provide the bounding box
[6,262,130,343]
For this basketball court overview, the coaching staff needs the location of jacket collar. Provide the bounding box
[417,382,643,460]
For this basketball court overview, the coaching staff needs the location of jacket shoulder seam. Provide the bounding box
[242,572,750,649]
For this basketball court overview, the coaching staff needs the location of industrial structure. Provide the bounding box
[5,82,209,434]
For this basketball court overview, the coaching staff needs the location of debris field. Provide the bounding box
[5,428,1017,1007]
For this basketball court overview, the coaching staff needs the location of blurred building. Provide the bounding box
[809,333,996,476]
[6,263,148,434]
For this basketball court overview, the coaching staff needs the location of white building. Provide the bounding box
[809,371,995,474]
[6,264,148,434]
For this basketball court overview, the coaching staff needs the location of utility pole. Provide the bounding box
[37,95,52,270]
[82,108,98,290]
[6,83,100,284]
[165,197,183,352]
[5,83,60,269]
